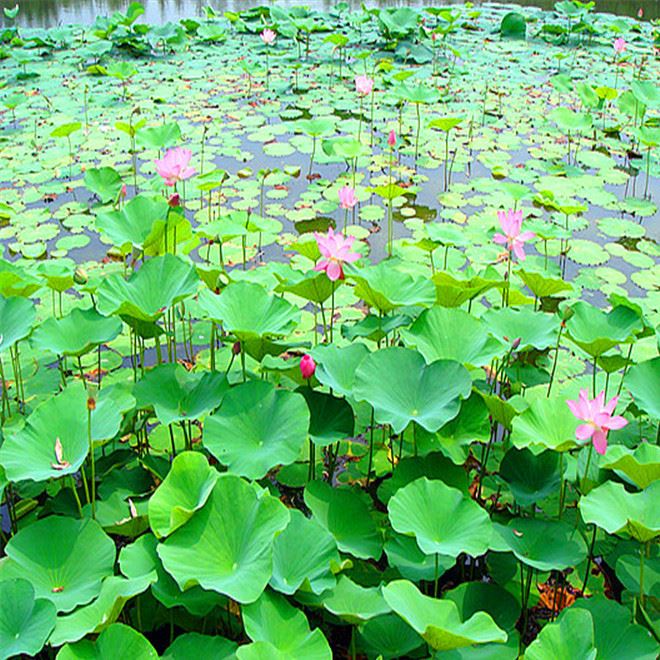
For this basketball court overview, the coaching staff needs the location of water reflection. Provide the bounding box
[0,0,657,28]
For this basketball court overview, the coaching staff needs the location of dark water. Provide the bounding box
[0,0,658,27]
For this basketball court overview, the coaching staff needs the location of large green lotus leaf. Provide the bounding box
[0,517,115,613]
[571,596,658,660]
[0,384,89,482]
[353,348,471,434]
[481,308,559,351]
[158,475,290,604]
[299,387,354,447]
[382,580,507,651]
[304,480,383,560]
[445,582,519,633]
[432,272,504,308]
[136,122,181,150]
[378,453,469,504]
[148,451,218,539]
[499,447,561,506]
[348,262,436,313]
[97,254,199,322]
[48,575,154,647]
[198,282,299,339]
[388,478,492,558]
[84,166,123,204]
[626,357,660,419]
[524,608,596,660]
[270,509,339,596]
[358,613,424,660]
[56,623,158,660]
[578,481,660,543]
[0,578,56,660]
[313,576,391,624]
[616,552,660,599]
[492,519,587,571]
[0,295,36,352]
[91,384,136,444]
[310,343,370,397]
[119,534,221,617]
[510,395,579,453]
[241,590,332,660]
[273,265,334,305]
[37,260,75,293]
[203,380,309,479]
[96,195,169,253]
[31,308,122,357]
[134,363,228,426]
[565,301,642,357]
[162,633,238,660]
[601,444,660,489]
[0,260,40,298]
[516,269,572,299]
[401,307,505,367]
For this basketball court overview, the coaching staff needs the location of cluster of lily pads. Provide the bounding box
[0,1,659,659]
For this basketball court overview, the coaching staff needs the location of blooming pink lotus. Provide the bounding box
[388,129,396,147]
[338,185,358,210]
[566,389,628,455]
[314,227,360,281]
[613,37,627,54]
[261,28,276,46]
[355,75,374,96]
[493,209,535,261]
[300,354,316,379]
[154,147,196,187]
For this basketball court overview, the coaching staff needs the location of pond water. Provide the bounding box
[1,0,660,26]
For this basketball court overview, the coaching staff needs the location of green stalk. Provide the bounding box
[88,404,96,519]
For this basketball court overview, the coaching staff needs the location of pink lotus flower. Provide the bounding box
[314,227,360,281]
[566,389,628,455]
[493,209,535,261]
[355,75,374,96]
[388,129,396,147]
[154,147,196,187]
[613,37,627,54]
[338,185,358,210]
[300,354,316,379]
[261,28,276,46]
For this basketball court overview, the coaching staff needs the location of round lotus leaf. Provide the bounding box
[524,608,596,660]
[241,590,332,660]
[304,480,383,561]
[499,447,561,507]
[388,477,492,558]
[382,580,507,652]
[162,633,238,660]
[148,451,218,539]
[203,380,309,479]
[445,582,519,633]
[0,516,115,613]
[97,254,199,323]
[571,596,658,660]
[492,518,588,571]
[482,307,559,351]
[134,363,228,426]
[31,307,122,357]
[48,574,155,647]
[56,623,158,660]
[402,307,505,367]
[579,481,660,543]
[626,357,660,420]
[384,532,454,582]
[270,509,339,596]
[601,443,660,489]
[84,166,123,204]
[0,384,90,482]
[615,552,659,599]
[311,575,391,625]
[299,387,354,447]
[358,613,424,660]
[0,578,56,660]
[158,475,290,604]
[0,295,36,353]
[353,348,472,434]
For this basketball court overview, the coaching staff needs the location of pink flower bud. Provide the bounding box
[120,184,127,198]
[232,341,241,355]
[168,192,181,207]
[300,354,316,379]
[613,37,627,54]
[388,130,396,147]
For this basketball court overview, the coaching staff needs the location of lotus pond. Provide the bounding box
[0,2,659,659]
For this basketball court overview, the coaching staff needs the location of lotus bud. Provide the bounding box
[168,192,181,207]
[120,184,127,198]
[511,337,521,350]
[232,341,242,355]
[300,354,316,380]
[388,129,396,147]
[87,396,96,411]
[74,266,88,285]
